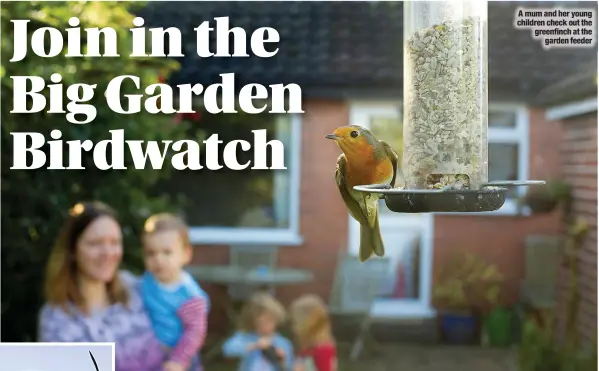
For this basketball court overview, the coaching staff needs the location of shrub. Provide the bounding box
[1,1,188,340]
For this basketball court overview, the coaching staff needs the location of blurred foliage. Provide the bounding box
[518,217,595,371]
[518,316,597,371]
[521,179,573,215]
[432,249,504,313]
[1,1,191,341]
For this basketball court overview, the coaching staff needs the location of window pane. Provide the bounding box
[369,116,403,215]
[376,232,420,300]
[489,110,516,127]
[155,113,292,229]
[489,143,519,198]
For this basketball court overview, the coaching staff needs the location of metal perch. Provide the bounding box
[354,180,546,213]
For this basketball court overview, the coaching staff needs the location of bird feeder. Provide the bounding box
[354,0,544,213]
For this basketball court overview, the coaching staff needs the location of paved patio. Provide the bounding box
[206,343,518,371]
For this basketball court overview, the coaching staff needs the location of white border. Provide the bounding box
[188,113,303,246]
[546,97,598,121]
[0,343,116,371]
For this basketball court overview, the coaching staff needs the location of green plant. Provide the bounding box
[1,1,189,341]
[518,317,560,371]
[433,250,504,314]
[522,180,572,214]
[547,180,572,202]
[518,317,597,371]
[518,219,596,371]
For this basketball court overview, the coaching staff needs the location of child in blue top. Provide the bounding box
[140,213,210,371]
[223,292,294,371]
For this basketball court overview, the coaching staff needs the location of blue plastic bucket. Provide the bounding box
[440,312,479,344]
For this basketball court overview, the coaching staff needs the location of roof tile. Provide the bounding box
[137,1,598,101]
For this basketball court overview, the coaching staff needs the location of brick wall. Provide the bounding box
[555,111,597,344]
[192,102,571,335]
[190,99,350,333]
[433,108,563,305]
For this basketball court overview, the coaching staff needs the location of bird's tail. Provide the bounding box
[358,209,385,262]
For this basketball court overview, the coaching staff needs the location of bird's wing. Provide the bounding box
[379,140,403,188]
[335,154,370,225]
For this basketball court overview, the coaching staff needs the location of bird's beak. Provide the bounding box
[325,134,339,140]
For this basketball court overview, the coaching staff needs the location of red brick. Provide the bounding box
[563,127,598,140]
[563,165,598,177]
[435,108,563,305]
[190,99,350,333]
[554,111,598,347]
[189,101,597,342]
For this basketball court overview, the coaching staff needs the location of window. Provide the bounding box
[487,104,530,214]
[156,111,302,245]
[489,143,519,197]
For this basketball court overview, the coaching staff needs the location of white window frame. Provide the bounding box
[479,103,530,216]
[438,103,530,216]
[187,113,304,246]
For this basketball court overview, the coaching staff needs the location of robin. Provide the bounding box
[325,125,402,262]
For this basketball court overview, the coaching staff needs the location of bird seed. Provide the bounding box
[403,16,487,191]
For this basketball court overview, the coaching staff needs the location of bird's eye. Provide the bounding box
[350,130,359,138]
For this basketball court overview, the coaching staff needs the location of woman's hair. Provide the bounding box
[142,212,190,248]
[289,294,334,349]
[238,292,287,332]
[44,201,128,313]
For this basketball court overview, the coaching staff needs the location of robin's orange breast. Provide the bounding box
[345,157,394,187]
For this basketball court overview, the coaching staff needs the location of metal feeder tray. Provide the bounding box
[353,180,546,213]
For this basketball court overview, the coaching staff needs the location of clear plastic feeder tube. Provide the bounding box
[403,0,488,190]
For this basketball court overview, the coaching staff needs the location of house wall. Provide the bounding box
[191,99,350,333]
[434,108,563,305]
[555,111,597,344]
[191,102,564,334]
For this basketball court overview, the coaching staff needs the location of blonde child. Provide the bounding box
[140,213,210,371]
[222,292,294,371]
[289,295,337,371]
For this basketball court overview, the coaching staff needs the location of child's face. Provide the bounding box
[143,230,191,284]
[254,312,277,336]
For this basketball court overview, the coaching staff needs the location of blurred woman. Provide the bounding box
[38,201,181,371]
